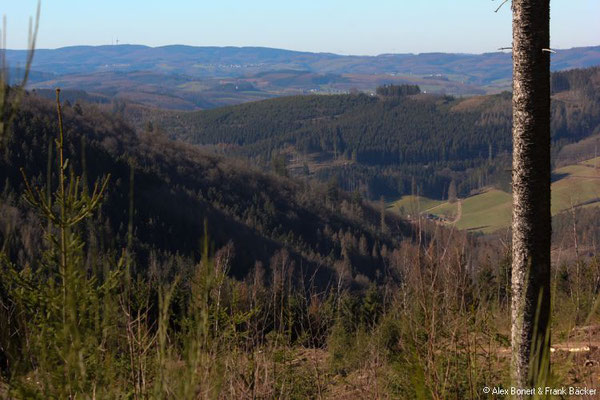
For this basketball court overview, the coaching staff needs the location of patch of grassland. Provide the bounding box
[388,195,444,215]
[579,156,600,168]
[456,189,512,233]
[426,201,459,219]
[551,162,600,213]
[388,157,600,233]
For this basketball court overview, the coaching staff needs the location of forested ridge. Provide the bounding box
[0,93,408,283]
[127,66,600,200]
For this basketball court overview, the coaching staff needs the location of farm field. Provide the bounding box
[389,157,600,233]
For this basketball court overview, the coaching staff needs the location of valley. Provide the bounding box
[1,15,599,394]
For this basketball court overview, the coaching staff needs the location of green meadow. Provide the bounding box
[390,157,600,233]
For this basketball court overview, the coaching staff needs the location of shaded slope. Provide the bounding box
[0,92,409,282]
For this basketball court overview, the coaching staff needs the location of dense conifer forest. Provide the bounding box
[119,67,600,200]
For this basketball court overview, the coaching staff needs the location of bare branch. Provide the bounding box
[494,0,510,13]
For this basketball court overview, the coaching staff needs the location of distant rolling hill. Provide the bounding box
[6,44,600,109]
[8,44,600,82]
[30,70,275,110]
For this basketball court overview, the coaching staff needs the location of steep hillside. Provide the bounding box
[0,92,409,283]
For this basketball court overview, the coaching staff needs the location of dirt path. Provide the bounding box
[450,199,462,225]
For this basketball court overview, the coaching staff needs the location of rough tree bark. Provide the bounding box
[510,0,552,392]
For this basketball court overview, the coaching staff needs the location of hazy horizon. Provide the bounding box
[4,0,600,56]
[6,42,600,57]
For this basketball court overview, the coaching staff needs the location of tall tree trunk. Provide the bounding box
[511,0,552,392]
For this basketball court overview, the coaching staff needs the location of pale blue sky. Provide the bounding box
[3,1,599,55]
